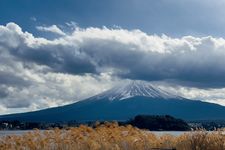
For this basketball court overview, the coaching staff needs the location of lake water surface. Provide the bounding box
[0,130,34,137]
[0,130,223,137]
[0,130,189,137]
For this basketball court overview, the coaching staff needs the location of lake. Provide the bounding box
[0,130,189,137]
[0,130,35,137]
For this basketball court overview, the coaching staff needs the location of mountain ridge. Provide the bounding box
[89,80,182,101]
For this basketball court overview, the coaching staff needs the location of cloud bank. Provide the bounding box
[1,22,225,113]
[3,22,225,87]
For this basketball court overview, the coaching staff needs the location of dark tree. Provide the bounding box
[127,115,190,131]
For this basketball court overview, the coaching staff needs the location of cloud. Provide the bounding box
[0,51,118,113]
[36,25,66,36]
[3,23,225,88]
[30,17,37,22]
[157,83,225,106]
[1,22,225,113]
[0,86,8,98]
[65,21,78,30]
[0,71,30,86]
[0,23,121,113]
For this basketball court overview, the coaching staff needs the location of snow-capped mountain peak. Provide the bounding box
[93,80,182,101]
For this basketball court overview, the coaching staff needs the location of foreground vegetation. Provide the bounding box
[0,122,224,150]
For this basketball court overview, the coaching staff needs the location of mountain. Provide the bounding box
[0,81,225,122]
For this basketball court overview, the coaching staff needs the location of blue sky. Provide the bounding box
[1,0,225,114]
[1,0,225,37]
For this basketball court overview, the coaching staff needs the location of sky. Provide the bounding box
[1,0,225,114]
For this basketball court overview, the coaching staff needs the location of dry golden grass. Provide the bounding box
[0,122,224,150]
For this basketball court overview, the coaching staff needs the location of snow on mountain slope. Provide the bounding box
[91,80,182,101]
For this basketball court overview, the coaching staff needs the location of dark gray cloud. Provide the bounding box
[0,71,30,87]
[0,87,8,98]
[10,45,97,75]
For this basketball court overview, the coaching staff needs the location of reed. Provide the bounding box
[0,122,224,150]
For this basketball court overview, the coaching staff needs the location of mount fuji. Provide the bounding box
[0,81,225,122]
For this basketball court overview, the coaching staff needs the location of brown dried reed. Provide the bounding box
[0,122,224,150]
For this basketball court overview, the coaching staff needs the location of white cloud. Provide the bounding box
[157,83,225,106]
[0,22,225,114]
[30,17,37,22]
[36,25,66,36]
[65,21,78,30]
